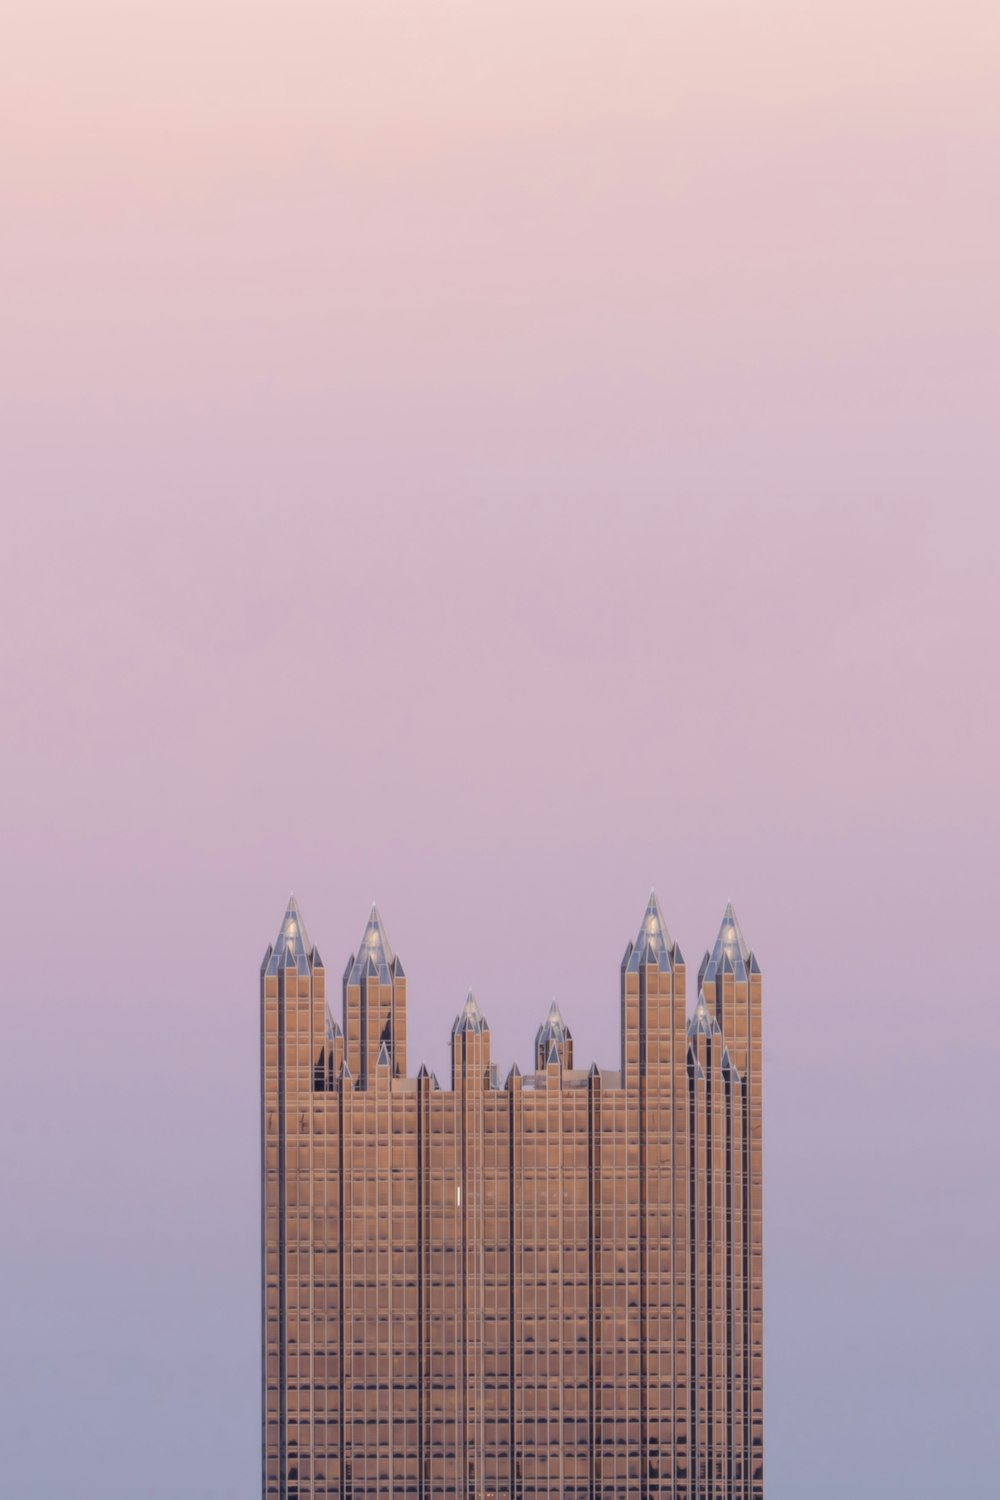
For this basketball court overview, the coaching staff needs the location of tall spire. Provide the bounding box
[625,890,680,972]
[535,999,569,1045]
[264,894,313,976]
[703,901,750,983]
[534,999,573,1068]
[453,990,488,1034]
[347,904,395,986]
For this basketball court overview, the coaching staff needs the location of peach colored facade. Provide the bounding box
[261,895,762,1499]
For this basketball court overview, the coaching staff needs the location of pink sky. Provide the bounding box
[2,4,998,1497]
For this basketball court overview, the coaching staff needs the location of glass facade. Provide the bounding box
[261,893,763,1498]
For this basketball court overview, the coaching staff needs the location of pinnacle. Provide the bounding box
[454,990,487,1034]
[264,894,313,977]
[688,989,720,1038]
[534,998,571,1059]
[347,904,395,986]
[625,890,675,973]
[703,903,750,983]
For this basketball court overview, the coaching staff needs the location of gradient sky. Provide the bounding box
[2,4,999,1496]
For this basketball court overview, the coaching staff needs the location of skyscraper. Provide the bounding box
[261,893,763,1499]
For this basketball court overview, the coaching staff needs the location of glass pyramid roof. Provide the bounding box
[346,904,395,986]
[702,902,750,983]
[687,990,720,1038]
[625,891,678,972]
[453,990,487,1034]
[264,894,313,977]
[534,999,571,1050]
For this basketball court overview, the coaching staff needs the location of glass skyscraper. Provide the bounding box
[261,893,763,1498]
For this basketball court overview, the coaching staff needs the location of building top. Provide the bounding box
[453,990,488,1034]
[534,999,571,1050]
[265,892,756,1092]
[346,904,395,986]
[700,901,751,984]
[263,894,313,977]
[624,890,682,973]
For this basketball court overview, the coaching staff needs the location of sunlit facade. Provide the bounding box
[261,893,763,1499]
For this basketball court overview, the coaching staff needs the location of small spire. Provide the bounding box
[546,1039,561,1067]
[688,989,720,1038]
[417,1062,430,1080]
[535,998,572,1052]
[376,1039,391,1068]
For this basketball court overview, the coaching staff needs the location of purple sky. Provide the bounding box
[2,4,998,1496]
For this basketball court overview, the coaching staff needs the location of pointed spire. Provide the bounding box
[625,890,677,973]
[703,902,750,983]
[534,998,572,1061]
[721,1047,742,1083]
[546,1039,561,1067]
[588,1060,601,1080]
[688,989,720,1038]
[544,1000,567,1036]
[417,1062,430,1081]
[376,1039,391,1068]
[453,990,487,1035]
[348,904,395,986]
[507,1060,522,1081]
[265,894,313,976]
[325,1008,342,1041]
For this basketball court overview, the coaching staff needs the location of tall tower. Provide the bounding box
[260,891,763,1499]
[695,905,764,1500]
